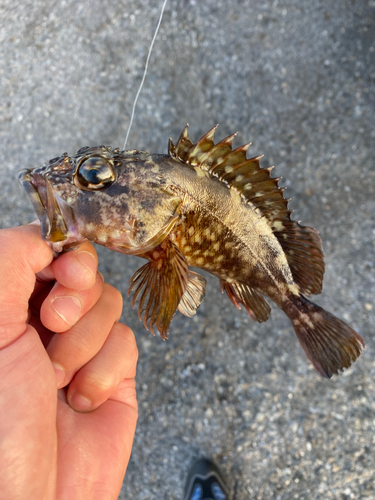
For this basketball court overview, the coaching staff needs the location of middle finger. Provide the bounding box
[47,283,123,388]
[40,272,104,333]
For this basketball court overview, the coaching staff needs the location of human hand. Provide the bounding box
[0,223,138,500]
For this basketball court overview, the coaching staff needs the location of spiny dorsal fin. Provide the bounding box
[170,125,325,296]
[169,125,287,219]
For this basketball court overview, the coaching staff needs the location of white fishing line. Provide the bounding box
[123,0,169,150]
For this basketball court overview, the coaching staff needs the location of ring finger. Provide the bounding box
[67,321,138,412]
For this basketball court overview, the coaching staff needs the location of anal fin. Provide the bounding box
[178,271,207,317]
[221,280,271,323]
[128,239,189,339]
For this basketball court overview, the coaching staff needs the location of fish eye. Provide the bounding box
[75,156,115,190]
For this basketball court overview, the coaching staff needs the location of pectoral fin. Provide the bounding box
[178,271,207,317]
[128,239,189,339]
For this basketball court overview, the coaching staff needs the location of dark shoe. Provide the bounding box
[183,457,230,500]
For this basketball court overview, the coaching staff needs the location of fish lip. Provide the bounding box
[18,169,69,245]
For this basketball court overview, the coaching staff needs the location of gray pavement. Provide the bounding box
[1,0,375,498]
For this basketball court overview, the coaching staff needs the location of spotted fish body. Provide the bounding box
[19,125,365,377]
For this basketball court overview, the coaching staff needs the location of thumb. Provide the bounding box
[0,224,53,346]
[0,225,57,499]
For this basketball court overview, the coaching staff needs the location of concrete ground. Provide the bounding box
[1,0,374,498]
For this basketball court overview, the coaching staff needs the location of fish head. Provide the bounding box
[19,147,182,254]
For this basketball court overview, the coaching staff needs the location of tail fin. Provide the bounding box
[288,295,365,378]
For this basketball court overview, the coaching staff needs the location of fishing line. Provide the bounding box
[123,0,169,150]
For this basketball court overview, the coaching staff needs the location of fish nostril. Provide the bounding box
[34,167,47,174]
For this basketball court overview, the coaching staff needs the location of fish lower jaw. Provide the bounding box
[39,209,84,253]
[46,233,88,254]
[19,171,81,252]
[41,205,87,253]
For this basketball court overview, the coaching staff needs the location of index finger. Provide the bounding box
[38,242,99,291]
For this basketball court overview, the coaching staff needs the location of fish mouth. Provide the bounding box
[18,168,73,250]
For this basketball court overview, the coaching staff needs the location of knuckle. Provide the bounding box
[126,329,139,362]
[118,324,139,369]
[103,283,123,313]
[84,370,115,395]
[67,327,92,355]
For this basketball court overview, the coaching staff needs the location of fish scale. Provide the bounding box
[19,125,365,378]
[172,212,238,274]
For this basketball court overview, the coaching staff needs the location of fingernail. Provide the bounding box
[69,393,92,412]
[76,251,97,278]
[52,362,66,388]
[28,219,40,226]
[97,271,104,282]
[51,296,82,326]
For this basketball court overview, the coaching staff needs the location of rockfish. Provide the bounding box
[18,125,365,377]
